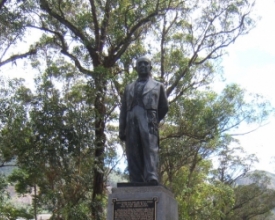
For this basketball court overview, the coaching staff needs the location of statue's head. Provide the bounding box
[136,56,152,78]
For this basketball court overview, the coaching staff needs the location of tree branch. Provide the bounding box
[166,8,251,98]
[99,0,111,52]
[160,12,178,79]
[28,25,94,76]
[106,6,167,67]
[39,0,98,63]
[89,0,100,51]
[0,49,37,68]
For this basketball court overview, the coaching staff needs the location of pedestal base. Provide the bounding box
[107,184,178,220]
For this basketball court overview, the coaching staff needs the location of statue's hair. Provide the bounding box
[136,56,151,66]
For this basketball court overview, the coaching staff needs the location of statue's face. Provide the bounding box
[136,58,151,77]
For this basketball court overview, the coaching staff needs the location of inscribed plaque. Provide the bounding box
[113,199,157,220]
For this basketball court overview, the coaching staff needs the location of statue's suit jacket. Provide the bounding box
[119,77,168,139]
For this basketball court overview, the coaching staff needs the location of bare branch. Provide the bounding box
[0,49,37,68]
[165,5,252,98]
[169,80,203,103]
[160,12,178,79]
[89,0,100,51]
[229,122,269,137]
[99,0,111,52]
[166,65,191,97]
[28,25,94,76]
[39,0,98,62]
[107,7,166,67]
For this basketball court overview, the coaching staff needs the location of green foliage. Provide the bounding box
[224,171,275,220]
[0,73,102,218]
[0,204,33,220]
[0,174,33,220]
[160,84,275,219]
[0,174,8,205]
[174,164,235,220]
[0,0,274,219]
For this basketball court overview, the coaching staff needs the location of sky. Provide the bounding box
[220,0,275,173]
[1,0,275,173]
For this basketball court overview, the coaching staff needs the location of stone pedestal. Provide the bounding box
[107,184,178,220]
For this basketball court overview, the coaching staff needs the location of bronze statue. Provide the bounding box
[119,56,168,184]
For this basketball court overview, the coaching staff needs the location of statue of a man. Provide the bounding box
[119,56,169,184]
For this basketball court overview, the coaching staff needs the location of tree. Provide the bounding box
[1,0,272,219]
[215,170,275,220]
[211,146,275,220]
[1,70,101,219]
[0,0,37,67]
[160,84,270,183]
[158,84,274,219]
[0,173,33,220]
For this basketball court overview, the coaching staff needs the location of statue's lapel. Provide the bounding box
[143,78,156,95]
[129,82,135,98]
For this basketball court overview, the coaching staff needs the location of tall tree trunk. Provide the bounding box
[91,75,107,219]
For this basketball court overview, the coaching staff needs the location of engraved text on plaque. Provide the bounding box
[113,199,156,220]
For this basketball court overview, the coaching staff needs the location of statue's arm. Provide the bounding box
[119,88,127,141]
[158,84,169,122]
